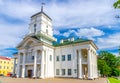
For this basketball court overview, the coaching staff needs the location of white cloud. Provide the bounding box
[62,30,76,37]
[76,27,104,40]
[97,33,120,49]
[0,0,119,28]
[0,20,28,49]
[53,29,60,35]
[58,27,104,40]
[0,0,119,55]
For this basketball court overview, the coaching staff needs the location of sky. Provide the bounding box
[0,0,120,57]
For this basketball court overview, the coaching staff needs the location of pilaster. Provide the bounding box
[16,54,20,78]
[22,53,25,78]
[40,50,45,78]
[33,50,37,78]
[88,48,93,79]
[78,49,82,79]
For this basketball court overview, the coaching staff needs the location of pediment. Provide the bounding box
[17,36,40,48]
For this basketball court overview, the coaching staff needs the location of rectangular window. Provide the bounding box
[68,69,72,75]
[62,55,65,61]
[32,56,34,60]
[56,69,59,75]
[56,56,59,61]
[50,55,52,61]
[68,54,71,61]
[62,69,65,75]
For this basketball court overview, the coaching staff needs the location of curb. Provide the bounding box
[107,78,110,83]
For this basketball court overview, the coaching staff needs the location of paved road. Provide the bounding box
[0,77,107,83]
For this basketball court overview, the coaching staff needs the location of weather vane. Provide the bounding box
[41,2,45,12]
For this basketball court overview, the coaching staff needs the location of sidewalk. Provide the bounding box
[0,77,107,83]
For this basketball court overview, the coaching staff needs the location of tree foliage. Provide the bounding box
[114,0,120,8]
[98,59,111,76]
[98,51,120,77]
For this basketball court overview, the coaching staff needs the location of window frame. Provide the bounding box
[62,55,65,61]
[56,56,59,61]
[68,54,71,61]
[68,69,72,75]
[62,69,65,75]
[56,69,60,75]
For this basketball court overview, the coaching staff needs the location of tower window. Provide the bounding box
[46,25,48,28]
[34,24,36,33]
[46,29,48,34]
[34,24,36,27]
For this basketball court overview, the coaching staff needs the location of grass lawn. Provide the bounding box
[108,77,120,83]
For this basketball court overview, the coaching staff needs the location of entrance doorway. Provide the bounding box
[28,70,32,78]
[82,64,88,78]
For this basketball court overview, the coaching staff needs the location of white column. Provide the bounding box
[40,50,45,78]
[17,54,20,78]
[78,49,82,79]
[13,58,17,76]
[22,53,25,78]
[88,49,93,79]
[45,50,47,78]
[33,50,37,78]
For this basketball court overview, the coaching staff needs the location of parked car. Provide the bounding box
[7,73,12,77]
[0,74,3,76]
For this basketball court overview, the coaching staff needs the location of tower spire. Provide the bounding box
[41,2,45,12]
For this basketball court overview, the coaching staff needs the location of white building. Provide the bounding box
[15,7,98,79]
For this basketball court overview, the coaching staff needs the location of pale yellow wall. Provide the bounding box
[0,58,14,76]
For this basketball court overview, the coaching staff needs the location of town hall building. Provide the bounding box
[14,5,98,79]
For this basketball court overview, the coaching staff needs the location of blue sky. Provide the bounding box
[0,0,120,57]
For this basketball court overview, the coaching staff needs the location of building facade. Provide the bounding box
[0,56,14,76]
[15,8,98,79]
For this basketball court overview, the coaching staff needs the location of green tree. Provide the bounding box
[98,51,120,76]
[99,51,117,68]
[111,68,120,76]
[114,0,120,8]
[98,59,111,76]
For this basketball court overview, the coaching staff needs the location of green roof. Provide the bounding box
[53,38,90,47]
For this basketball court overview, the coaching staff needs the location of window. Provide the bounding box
[50,55,52,61]
[56,56,59,61]
[68,69,72,75]
[62,55,65,61]
[62,69,65,75]
[32,56,34,60]
[74,69,77,73]
[46,25,48,28]
[34,24,36,27]
[68,54,71,61]
[56,69,59,75]
[34,24,36,33]
[46,29,48,34]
